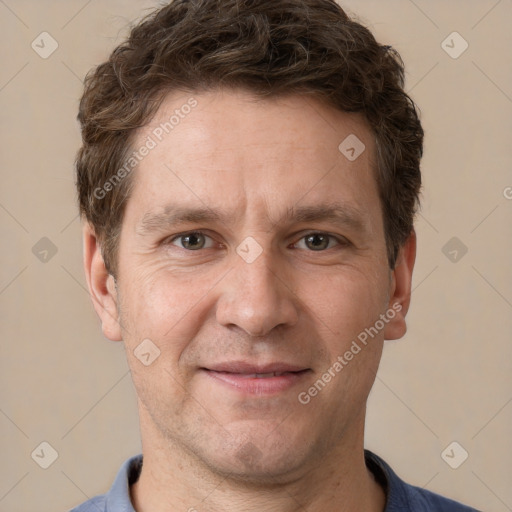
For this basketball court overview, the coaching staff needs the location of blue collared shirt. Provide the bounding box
[70,450,480,511]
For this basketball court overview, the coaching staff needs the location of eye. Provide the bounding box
[168,231,215,251]
[294,232,347,251]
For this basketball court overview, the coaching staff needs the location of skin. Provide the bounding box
[83,88,416,512]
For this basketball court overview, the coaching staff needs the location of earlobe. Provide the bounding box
[82,222,123,342]
[383,229,417,341]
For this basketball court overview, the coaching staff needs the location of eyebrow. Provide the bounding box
[137,206,224,236]
[280,203,368,233]
[136,202,369,236]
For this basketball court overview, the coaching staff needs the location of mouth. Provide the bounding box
[211,370,307,378]
[200,363,311,394]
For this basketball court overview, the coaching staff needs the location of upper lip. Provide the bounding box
[203,361,309,374]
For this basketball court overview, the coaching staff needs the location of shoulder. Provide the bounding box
[401,482,480,511]
[364,450,481,512]
[69,495,106,512]
[68,454,142,512]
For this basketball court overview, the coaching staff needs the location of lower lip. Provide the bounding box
[201,369,310,394]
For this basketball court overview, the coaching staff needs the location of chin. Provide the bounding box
[197,426,313,484]
[209,453,304,485]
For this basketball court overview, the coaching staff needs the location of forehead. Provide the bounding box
[125,88,381,234]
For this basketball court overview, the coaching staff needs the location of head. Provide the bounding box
[78,0,422,482]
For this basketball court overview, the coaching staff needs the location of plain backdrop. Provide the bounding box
[0,1,511,511]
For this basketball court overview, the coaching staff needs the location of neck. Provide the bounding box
[130,409,386,512]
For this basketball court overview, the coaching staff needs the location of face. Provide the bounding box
[85,88,414,482]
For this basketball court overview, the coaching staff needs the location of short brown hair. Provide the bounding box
[76,0,423,277]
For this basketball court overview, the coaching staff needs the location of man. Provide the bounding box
[71,0,479,510]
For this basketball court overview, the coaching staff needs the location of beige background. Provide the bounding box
[0,1,511,511]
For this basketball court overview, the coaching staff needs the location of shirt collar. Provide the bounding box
[106,451,400,511]
[105,454,142,512]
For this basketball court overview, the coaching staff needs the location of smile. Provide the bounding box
[201,368,311,394]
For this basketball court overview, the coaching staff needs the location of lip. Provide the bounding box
[200,361,311,395]
[205,361,309,374]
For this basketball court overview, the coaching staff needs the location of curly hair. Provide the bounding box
[76,0,423,277]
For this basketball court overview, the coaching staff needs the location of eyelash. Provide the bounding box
[165,231,350,252]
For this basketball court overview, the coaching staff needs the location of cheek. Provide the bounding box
[117,262,225,354]
[117,270,206,417]
[309,266,390,341]
[306,270,387,414]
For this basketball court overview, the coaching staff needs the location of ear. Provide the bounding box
[82,222,123,341]
[383,229,417,341]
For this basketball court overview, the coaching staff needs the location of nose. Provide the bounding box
[215,249,299,337]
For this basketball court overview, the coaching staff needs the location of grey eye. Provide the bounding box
[304,233,333,251]
[172,232,213,250]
